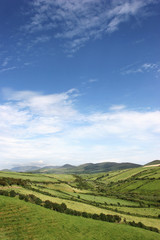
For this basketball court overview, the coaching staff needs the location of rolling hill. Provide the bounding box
[145,160,160,166]
[2,161,142,174]
[0,195,159,240]
[31,161,141,174]
[1,165,160,239]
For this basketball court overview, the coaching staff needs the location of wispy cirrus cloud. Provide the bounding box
[121,62,160,75]
[27,35,51,50]
[109,105,126,111]
[23,0,158,53]
[1,57,11,67]
[0,88,160,168]
[88,78,98,83]
[0,66,17,73]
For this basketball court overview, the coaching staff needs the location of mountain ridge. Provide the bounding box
[6,161,142,174]
[4,160,159,174]
[144,160,160,166]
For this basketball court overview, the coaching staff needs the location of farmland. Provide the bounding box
[1,195,159,240]
[0,165,160,239]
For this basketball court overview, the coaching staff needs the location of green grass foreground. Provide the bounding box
[0,195,160,240]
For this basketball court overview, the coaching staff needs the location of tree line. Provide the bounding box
[0,189,159,234]
[0,177,30,187]
[0,189,121,223]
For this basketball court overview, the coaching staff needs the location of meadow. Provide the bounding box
[1,195,159,240]
[0,166,160,239]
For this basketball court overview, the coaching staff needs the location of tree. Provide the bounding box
[82,212,88,218]
[44,200,53,209]
[61,203,67,211]
[99,213,106,221]
[10,190,16,197]
[35,197,42,205]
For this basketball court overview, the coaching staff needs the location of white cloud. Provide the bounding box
[1,57,11,67]
[0,66,17,73]
[23,0,158,52]
[27,35,51,50]
[70,110,160,142]
[121,62,160,75]
[0,88,160,169]
[142,63,158,70]
[88,78,98,83]
[109,105,126,111]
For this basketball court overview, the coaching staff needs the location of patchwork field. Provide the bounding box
[0,166,160,239]
[0,196,160,240]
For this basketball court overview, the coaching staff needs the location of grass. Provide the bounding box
[0,195,160,240]
[49,174,76,182]
[1,167,160,238]
[101,168,145,182]
[42,182,90,193]
[3,186,160,230]
[0,171,59,183]
[109,206,160,218]
[70,193,139,206]
[136,180,160,192]
[99,167,160,183]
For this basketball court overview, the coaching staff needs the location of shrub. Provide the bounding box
[92,214,99,220]
[82,212,88,218]
[99,213,106,221]
[19,194,25,200]
[44,200,53,209]
[9,190,16,197]
[61,203,67,211]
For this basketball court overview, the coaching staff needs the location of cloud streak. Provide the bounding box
[0,66,17,73]
[121,62,160,75]
[0,88,160,169]
[23,0,158,53]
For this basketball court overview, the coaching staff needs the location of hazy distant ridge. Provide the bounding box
[144,160,160,166]
[6,161,142,174]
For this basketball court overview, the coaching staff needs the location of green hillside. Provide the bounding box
[31,162,141,174]
[145,160,160,166]
[91,166,160,203]
[0,166,160,239]
[0,195,159,240]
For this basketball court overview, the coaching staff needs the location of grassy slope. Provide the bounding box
[98,166,160,197]
[0,171,59,183]
[109,206,160,217]
[99,166,160,182]
[1,167,160,234]
[0,195,159,240]
[145,160,160,166]
[1,186,160,230]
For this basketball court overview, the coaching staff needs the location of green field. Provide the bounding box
[0,171,59,183]
[69,193,139,206]
[109,206,160,218]
[0,196,160,240]
[1,186,160,230]
[98,166,160,183]
[0,166,160,239]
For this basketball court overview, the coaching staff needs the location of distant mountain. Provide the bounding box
[60,164,76,169]
[145,160,160,166]
[11,166,40,172]
[36,166,60,171]
[74,162,141,174]
[6,161,141,174]
[8,165,74,173]
[32,162,141,174]
[0,169,11,172]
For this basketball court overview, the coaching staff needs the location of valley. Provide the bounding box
[0,163,160,239]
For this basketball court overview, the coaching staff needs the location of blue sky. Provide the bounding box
[0,0,160,169]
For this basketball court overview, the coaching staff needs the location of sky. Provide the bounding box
[0,0,160,169]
